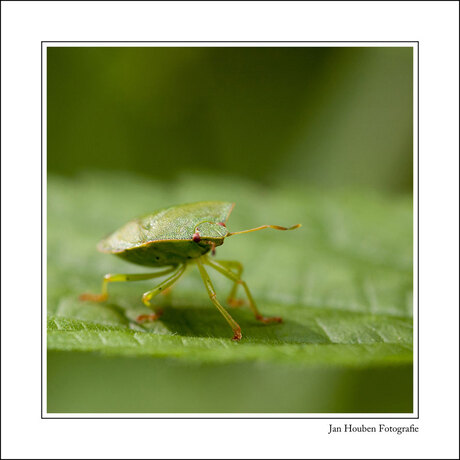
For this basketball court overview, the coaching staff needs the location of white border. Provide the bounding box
[41,41,418,419]
[3,2,459,459]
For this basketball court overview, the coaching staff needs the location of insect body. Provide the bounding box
[80,201,301,341]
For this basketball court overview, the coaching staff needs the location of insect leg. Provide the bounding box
[79,266,178,302]
[141,264,186,308]
[137,265,187,322]
[204,257,282,324]
[212,260,244,307]
[196,258,242,341]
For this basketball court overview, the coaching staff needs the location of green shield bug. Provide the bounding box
[80,201,301,341]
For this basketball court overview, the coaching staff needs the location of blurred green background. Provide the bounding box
[48,46,413,192]
[47,46,413,413]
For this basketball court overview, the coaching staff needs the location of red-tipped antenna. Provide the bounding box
[227,223,301,237]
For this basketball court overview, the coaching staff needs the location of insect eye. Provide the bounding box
[193,232,201,242]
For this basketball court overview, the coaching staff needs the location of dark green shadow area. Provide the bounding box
[47,350,412,413]
[136,304,331,344]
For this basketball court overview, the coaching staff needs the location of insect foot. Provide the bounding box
[232,328,242,341]
[136,309,163,323]
[79,293,108,302]
[227,297,245,308]
[256,315,283,324]
[142,292,153,307]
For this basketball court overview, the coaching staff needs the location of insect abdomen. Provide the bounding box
[115,240,211,267]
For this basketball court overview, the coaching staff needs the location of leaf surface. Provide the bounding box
[47,173,413,412]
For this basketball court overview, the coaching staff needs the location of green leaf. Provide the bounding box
[47,173,413,413]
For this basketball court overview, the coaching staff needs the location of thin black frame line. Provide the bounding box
[43,40,418,43]
[41,41,44,418]
[41,41,419,420]
[416,42,420,418]
[28,0,459,2]
[43,416,416,419]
